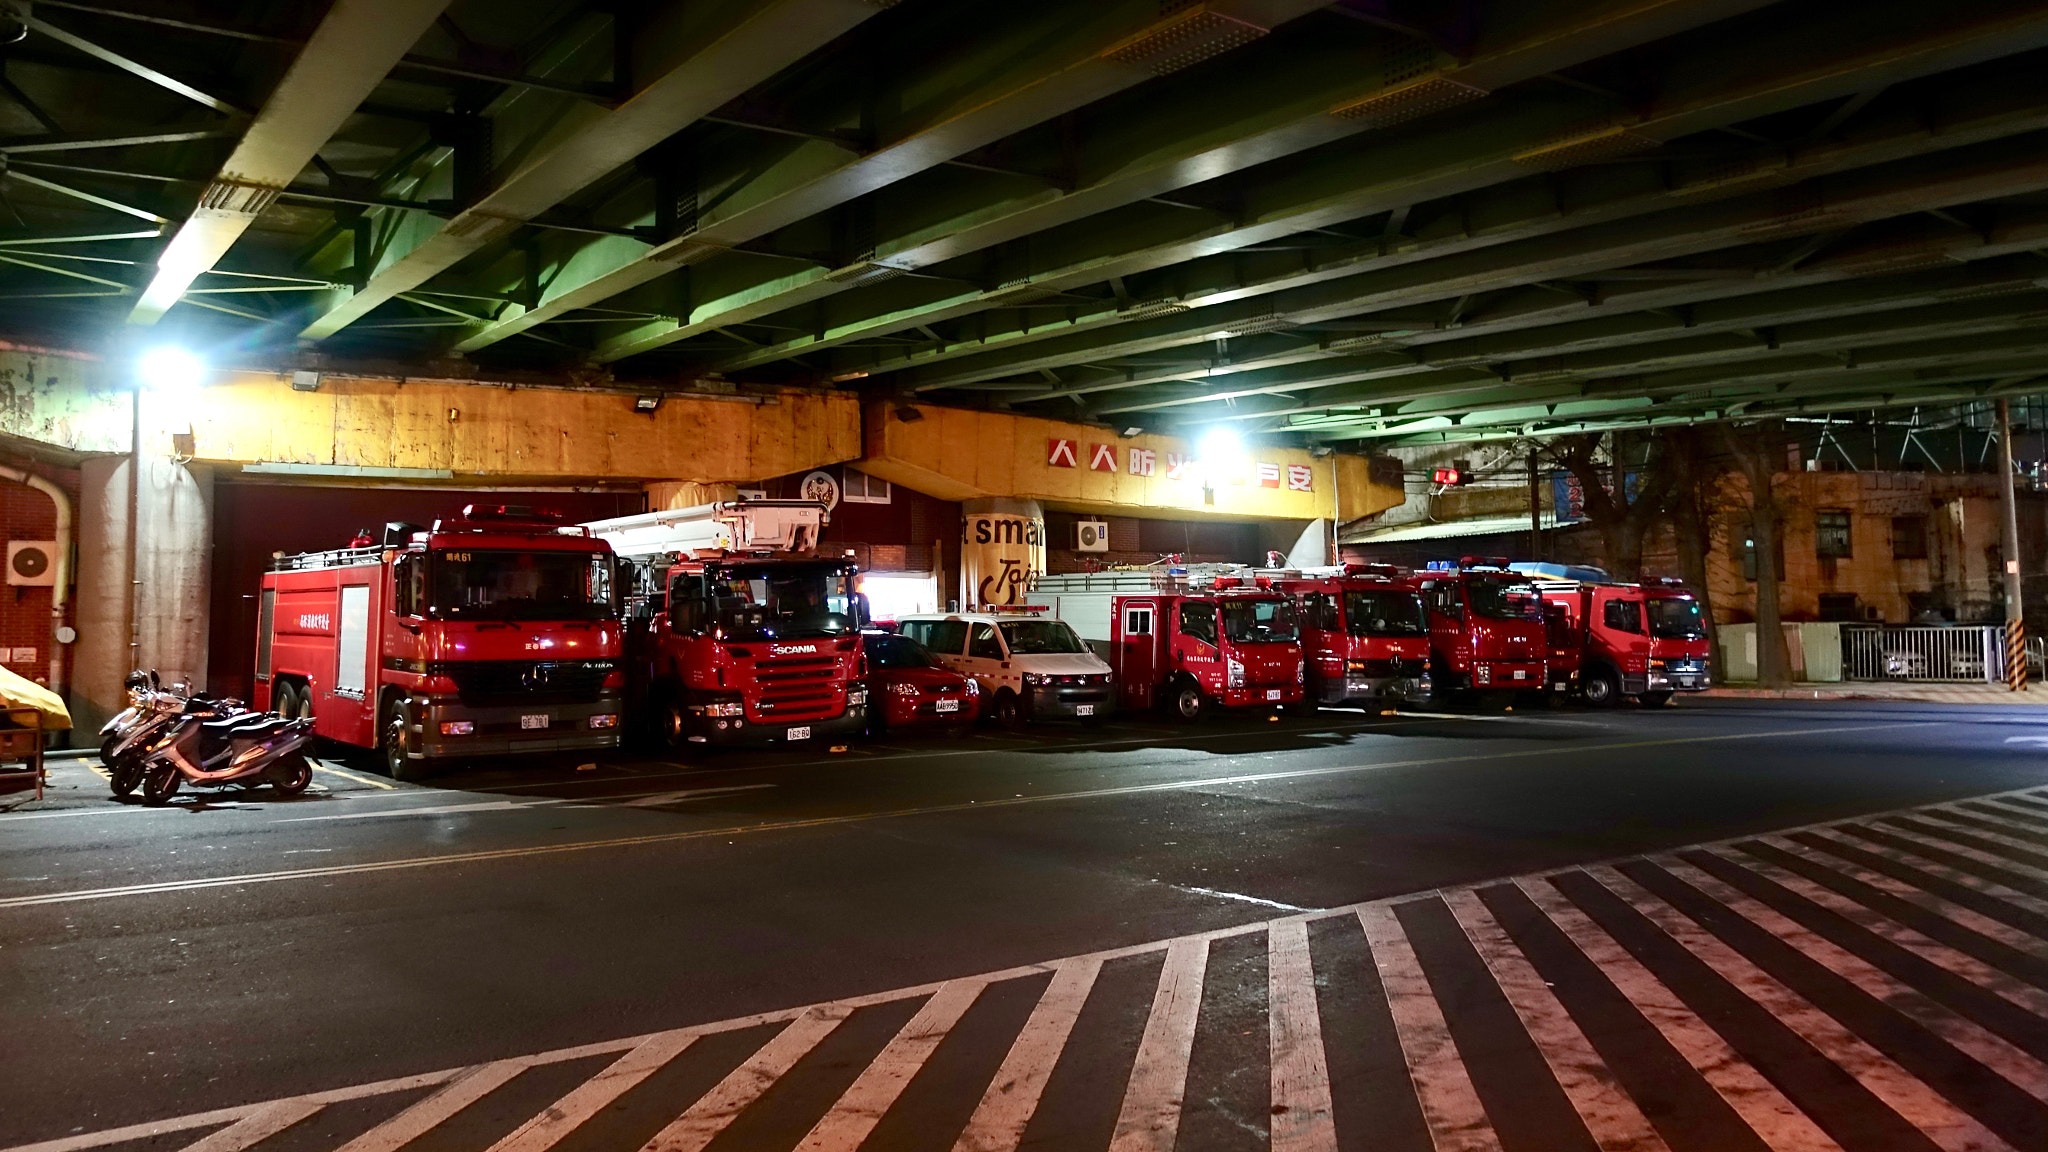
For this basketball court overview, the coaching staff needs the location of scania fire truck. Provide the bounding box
[584,499,868,751]
[1109,581,1305,721]
[1417,557,1548,705]
[257,505,623,779]
[1261,564,1431,708]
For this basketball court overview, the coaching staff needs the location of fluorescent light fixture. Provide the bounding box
[1120,425,1143,437]
[290,370,321,392]
[137,345,205,393]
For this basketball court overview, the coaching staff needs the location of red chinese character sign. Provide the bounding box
[1047,438,1078,468]
[1286,464,1314,492]
[1164,452,1193,481]
[1256,462,1281,488]
[1089,442,1117,472]
[1127,448,1156,476]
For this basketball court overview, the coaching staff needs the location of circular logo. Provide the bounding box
[799,470,841,511]
[521,665,553,690]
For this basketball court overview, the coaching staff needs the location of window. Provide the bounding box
[905,619,967,655]
[1179,600,1217,646]
[1345,590,1427,636]
[392,553,425,618]
[1124,605,1153,636]
[1000,620,1087,654]
[843,468,891,504]
[1892,515,1929,560]
[255,587,275,681]
[1647,598,1706,639]
[1220,598,1299,643]
[1467,576,1546,622]
[1422,581,1461,619]
[1817,593,1861,622]
[1602,598,1644,634]
[1815,510,1852,559]
[968,622,1005,659]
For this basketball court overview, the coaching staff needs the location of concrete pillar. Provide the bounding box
[71,440,213,734]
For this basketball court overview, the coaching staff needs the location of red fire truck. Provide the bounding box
[257,506,623,779]
[1262,564,1431,709]
[1109,583,1305,721]
[1534,575,1712,707]
[1417,557,1548,705]
[585,500,868,751]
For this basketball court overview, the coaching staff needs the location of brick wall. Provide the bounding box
[0,462,79,688]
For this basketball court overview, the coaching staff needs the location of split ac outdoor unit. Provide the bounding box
[1076,521,1111,553]
[6,541,56,586]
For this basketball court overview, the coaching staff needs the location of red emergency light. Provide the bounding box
[1431,467,1465,485]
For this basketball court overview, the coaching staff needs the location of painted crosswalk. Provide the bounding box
[20,786,2048,1152]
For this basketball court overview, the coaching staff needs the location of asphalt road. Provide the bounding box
[6,698,2048,1151]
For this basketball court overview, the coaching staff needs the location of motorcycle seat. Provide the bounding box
[201,714,284,736]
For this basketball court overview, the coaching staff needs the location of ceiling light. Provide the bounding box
[137,345,205,393]
[1120,426,1143,438]
[1197,426,1242,462]
[633,394,662,413]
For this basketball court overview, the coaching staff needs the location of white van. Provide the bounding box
[897,611,1114,728]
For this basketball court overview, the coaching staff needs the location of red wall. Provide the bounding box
[0,463,78,689]
[208,484,644,702]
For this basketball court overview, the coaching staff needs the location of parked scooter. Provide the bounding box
[137,708,315,806]
[99,672,244,798]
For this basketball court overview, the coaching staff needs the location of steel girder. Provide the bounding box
[588,0,1777,363]
[441,0,1332,355]
[126,0,452,326]
[704,0,2048,379]
[296,0,886,342]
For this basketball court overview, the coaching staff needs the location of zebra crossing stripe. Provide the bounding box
[639,1006,851,1152]
[950,958,1100,1152]
[1106,937,1208,1152]
[1591,865,2016,1152]
[794,980,984,1152]
[1265,919,1334,1152]
[333,1061,527,1152]
[1785,830,2048,936]
[484,1032,699,1152]
[1514,876,1847,1151]
[1360,903,1499,1152]
[1443,889,1670,1152]
[175,1102,322,1152]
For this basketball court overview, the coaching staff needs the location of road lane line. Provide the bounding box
[333,1060,528,1152]
[951,958,1102,1152]
[1717,843,2048,1019]
[174,1100,322,1152]
[1108,938,1209,1152]
[1359,902,1498,1152]
[1443,889,1669,1152]
[1591,864,2015,1152]
[0,720,1930,908]
[314,763,395,790]
[1515,877,1844,1151]
[1658,855,2048,1105]
[1779,832,2048,949]
[794,980,985,1152]
[1267,919,1335,1152]
[601,784,778,808]
[485,1032,699,1152]
[639,1005,850,1152]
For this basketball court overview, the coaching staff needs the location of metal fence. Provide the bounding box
[1841,624,2003,683]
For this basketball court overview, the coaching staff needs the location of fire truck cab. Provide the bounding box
[1534,575,1711,707]
[1264,564,1431,708]
[586,499,869,751]
[258,506,623,779]
[1417,557,1548,704]
[1110,584,1305,721]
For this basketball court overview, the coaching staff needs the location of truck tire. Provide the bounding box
[1581,667,1620,708]
[1170,681,1206,723]
[383,698,418,781]
[289,683,315,721]
[1639,690,1674,709]
[270,681,296,718]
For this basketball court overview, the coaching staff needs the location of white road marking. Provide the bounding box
[794,980,985,1152]
[1591,864,2015,1152]
[639,1005,851,1152]
[1108,937,1209,1152]
[0,721,1930,908]
[1444,889,1669,1152]
[1515,876,1845,1151]
[485,1032,699,1152]
[1177,885,1305,912]
[951,957,1102,1152]
[2001,735,2048,745]
[1360,902,1498,1152]
[594,783,778,808]
[1267,919,1335,1152]
[333,1060,528,1152]
[313,763,395,789]
[175,1100,322,1152]
[1781,831,2048,949]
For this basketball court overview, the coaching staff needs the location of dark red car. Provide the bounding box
[864,633,981,735]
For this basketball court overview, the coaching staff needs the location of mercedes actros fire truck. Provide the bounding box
[584,499,869,751]
[257,505,624,779]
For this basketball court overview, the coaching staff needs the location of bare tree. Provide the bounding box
[1546,431,1682,582]
[1716,420,1794,687]
[1664,426,1725,673]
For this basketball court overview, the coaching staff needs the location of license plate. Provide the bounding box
[520,714,548,730]
[934,699,960,713]
[1265,689,1281,701]
[786,726,811,741]
[1075,704,1095,716]
[1512,669,1528,681]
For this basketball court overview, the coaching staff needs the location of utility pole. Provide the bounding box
[1528,444,1542,562]
[1997,399,2026,691]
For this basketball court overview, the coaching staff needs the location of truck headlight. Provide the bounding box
[696,701,745,717]
[847,688,868,706]
[1226,660,1245,688]
[588,714,618,729]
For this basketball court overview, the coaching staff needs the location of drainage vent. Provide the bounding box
[1331,76,1487,130]
[1101,9,1268,76]
[1513,126,1660,170]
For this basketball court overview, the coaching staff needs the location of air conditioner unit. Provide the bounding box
[7,541,56,586]
[1076,521,1111,553]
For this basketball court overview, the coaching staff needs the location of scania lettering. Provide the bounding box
[257,506,623,779]
[585,500,868,750]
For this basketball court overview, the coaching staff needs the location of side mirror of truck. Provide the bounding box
[852,592,872,628]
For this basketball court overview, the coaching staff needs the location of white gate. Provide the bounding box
[1840,624,2001,683]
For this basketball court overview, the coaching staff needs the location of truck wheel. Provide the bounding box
[382,700,418,781]
[992,690,1025,731]
[1171,682,1206,723]
[1639,690,1674,709]
[289,683,315,721]
[1581,668,1620,708]
[271,681,297,718]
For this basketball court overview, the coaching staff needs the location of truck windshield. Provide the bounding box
[1466,575,1546,622]
[1648,597,1707,639]
[1345,590,1427,636]
[689,563,859,640]
[430,549,613,621]
[1220,598,1299,643]
[1000,620,1088,654]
